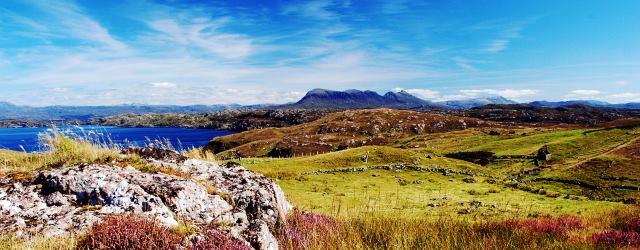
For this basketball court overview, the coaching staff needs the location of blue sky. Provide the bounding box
[0,0,639,106]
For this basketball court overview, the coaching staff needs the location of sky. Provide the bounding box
[0,0,639,106]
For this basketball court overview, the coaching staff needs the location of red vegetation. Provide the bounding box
[593,217,640,247]
[77,214,182,250]
[190,226,251,250]
[592,230,640,246]
[277,210,340,249]
[77,214,249,250]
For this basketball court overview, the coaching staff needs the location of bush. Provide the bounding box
[76,214,182,250]
[592,230,640,247]
[592,217,640,247]
[277,210,340,249]
[190,226,250,250]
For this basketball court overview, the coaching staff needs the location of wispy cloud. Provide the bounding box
[486,39,509,53]
[149,82,178,88]
[453,57,477,71]
[459,89,538,100]
[28,1,128,52]
[282,0,337,20]
[147,18,253,60]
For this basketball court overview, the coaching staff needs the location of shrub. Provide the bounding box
[76,214,182,250]
[190,226,250,250]
[592,230,640,247]
[592,217,640,247]
[277,210,340,249]
[621,218,640,233]
[520,216,584,236]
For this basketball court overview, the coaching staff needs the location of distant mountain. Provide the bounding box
[529,100,611,108]
[287,89,442,109]
[437,96,517,109]
[383,90,432,105]
[610,103,640,109]
[0,103,239,120]
[529,100,640,109]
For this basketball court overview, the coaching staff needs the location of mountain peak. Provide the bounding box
[293,88,437,109]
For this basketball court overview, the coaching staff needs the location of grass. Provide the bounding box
[277,208,640,249]
[2,124,640,249]
[238,146,625,219]
[0,235,77,250]
[0,131,121,179]
[466,129,585,156]
[263,167,622,218]
[241,146,482,176]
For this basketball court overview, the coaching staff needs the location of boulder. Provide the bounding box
[0,157,291,250]
[536,145,551,161]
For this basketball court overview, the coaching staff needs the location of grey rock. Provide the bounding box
[0,158,292,250]
[463,177,477,183]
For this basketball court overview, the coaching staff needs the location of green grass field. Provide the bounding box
[238,126,640,219]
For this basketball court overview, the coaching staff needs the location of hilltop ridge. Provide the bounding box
[288,88,442,109]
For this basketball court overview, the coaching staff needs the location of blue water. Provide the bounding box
[0,126,234,152]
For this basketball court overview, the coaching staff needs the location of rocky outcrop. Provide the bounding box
[0,155,292,249]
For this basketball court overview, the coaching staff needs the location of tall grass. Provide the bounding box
[0,130,121,178]
[0,235,77,250]
[276,208,640,250]
[0,128,192,182]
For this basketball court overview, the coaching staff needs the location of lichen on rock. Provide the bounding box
[0,149,292,250]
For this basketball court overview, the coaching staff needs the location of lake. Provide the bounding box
[0,126,234,152]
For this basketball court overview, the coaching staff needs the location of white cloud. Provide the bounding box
[486,39,509,53]
[149,82,177,88]
[569,89,601,96]
[390,88,539,102]
[609,93,640,103]
[459,89,538,100]
[563,89,604,100]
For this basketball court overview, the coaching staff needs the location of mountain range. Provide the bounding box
[283,89,443,109]
[0,102,237,120]
[528,100,640,109]
[2,89,640,121]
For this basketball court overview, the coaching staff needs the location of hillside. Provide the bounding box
[206,109,493,157]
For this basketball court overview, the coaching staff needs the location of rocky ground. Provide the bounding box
[0,148,292,249]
